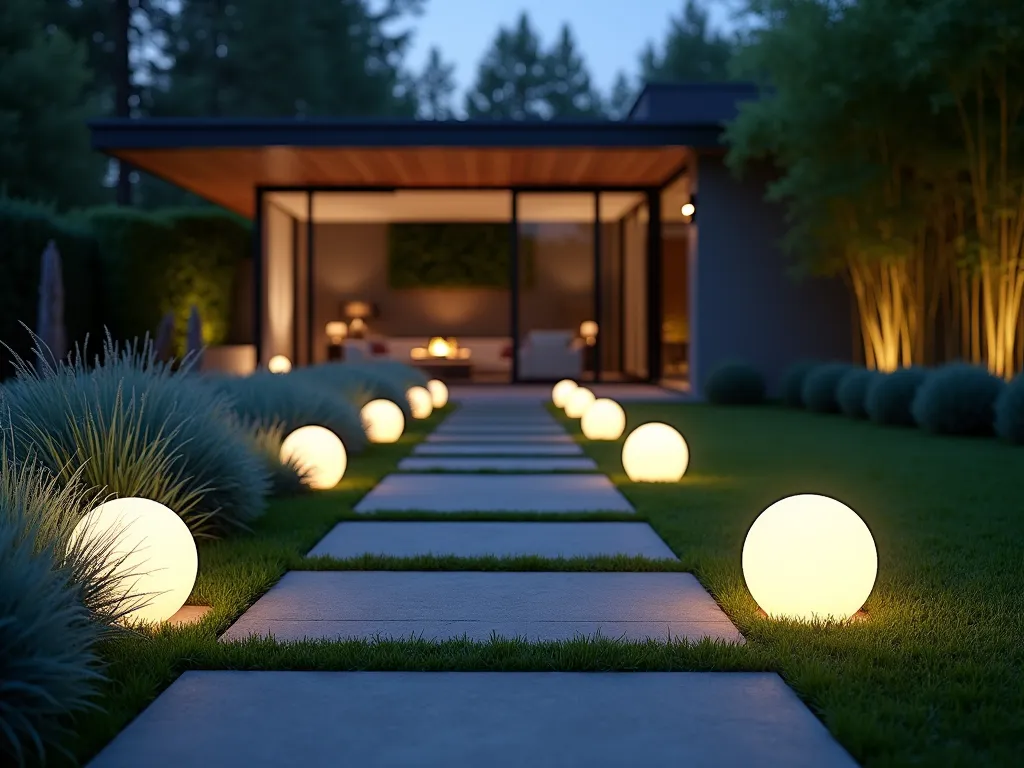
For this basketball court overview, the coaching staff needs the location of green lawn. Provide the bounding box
[69,403,1024,767]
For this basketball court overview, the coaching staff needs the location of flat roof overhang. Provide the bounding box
[89,118,720,217]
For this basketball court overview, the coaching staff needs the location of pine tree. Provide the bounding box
[543,24,603,117]
[415,47,456,119]
[465,12,549,119]
[0,0,102,207]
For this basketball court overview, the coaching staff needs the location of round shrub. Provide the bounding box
[801,363,854,413]
[781,360,820,407]
[865,367,929,427]
[3,339,270,538]
[911,363,1005,436]
[836,368,879,419]
[703,361,766,405]
[206,371,368,454]
[995,373,1024,443]
[0,491,103,766]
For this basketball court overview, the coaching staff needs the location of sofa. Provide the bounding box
[518,330,583,380]
[345,336,513,375]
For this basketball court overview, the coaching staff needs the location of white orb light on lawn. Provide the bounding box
[742,494,877,623]
[427,379,449,409]
[407,386,434,419]
[581,398,626,441]
[280,425,347,490]
[621,422,688,482]
[551,379,578,408]
[564,386,595,418]
[68,498,197,625]
[268,355,292,374]
[361,399,405,443]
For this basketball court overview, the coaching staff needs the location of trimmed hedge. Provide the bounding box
[703,361,766,405]
[802,363,854,413]
[388,223,535,288]
[865,367,929,427]
[994,373,1024,444]
[86,207,250,356]
[1,200,251,375]
[0,198,104,379]
[912,363,1005,436]
[781,360,819,407]
[836,368,878,419]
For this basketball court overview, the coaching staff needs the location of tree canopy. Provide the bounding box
[727,0,1024,376]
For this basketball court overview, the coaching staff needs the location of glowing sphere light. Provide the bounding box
[621,422,688,482]
[280,425,347,490]
[581,398,626,440]
[68,498,197,625]
[551,379,578,408]
[564,386,595,419]
[407,386,433,419]
[427,379,449,409]
[742,494,877,622]
[361,399,405,443]
[268,355,292,374]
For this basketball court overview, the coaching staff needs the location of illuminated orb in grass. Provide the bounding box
[280,425,347,490]
[621,422,688,482]
[551,379,578,408]
[742,494,877,622]
[407,386,433,419]
[427,379,449,409]
[68,498,197,625]
[564,386,595,418]
[581,398,625,441]
[361,399,405,444]
[268,355,292,374]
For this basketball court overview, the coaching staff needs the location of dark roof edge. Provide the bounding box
[89,119,726,151]
[625,80,762,120]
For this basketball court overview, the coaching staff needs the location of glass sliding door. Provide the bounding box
[515,193,596,382]
[598,193,646,381]
[660,174,692,385]
[622,203,649,379]
[260,191,309,370]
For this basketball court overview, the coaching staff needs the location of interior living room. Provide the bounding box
[256,182,692,386]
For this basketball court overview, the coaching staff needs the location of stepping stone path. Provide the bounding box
[308,521,678,559]
[90,390,860,767]
[397,456,598,471]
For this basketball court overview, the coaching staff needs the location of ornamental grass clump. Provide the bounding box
[0,444,138,767]
[241,419,308,497]
[1,336,269,538]
[206,371,367,454]
[294,362,419,417]
[836,367,880,419]
[912,363,1005,436]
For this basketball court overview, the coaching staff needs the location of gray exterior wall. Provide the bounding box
[689,153,852,397]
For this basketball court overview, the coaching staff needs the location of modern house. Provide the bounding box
[88,82,850,396]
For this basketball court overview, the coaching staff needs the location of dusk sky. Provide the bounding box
[404,0,740,99]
